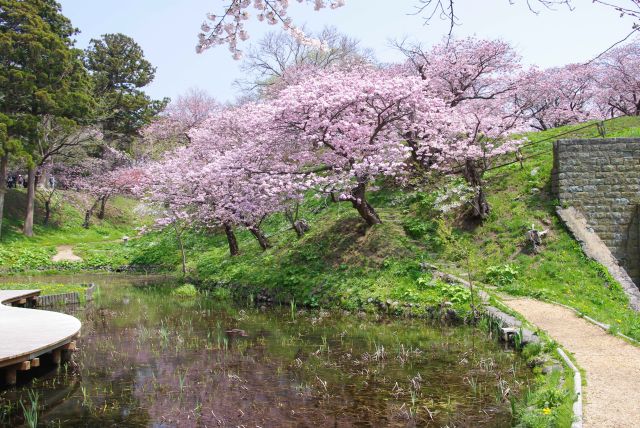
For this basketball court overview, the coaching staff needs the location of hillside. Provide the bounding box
[0,189,148,272]
[178,116,640,339]
[3,117,640,339]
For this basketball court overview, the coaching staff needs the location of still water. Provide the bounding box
[1,274,532,427]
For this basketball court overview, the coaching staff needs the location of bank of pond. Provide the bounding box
[0,274,553,427]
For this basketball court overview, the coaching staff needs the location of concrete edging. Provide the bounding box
[556,348,583,428]
[36,283,96,307]
[556,206,640,312]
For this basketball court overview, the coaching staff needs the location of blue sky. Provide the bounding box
[58,0,636,103]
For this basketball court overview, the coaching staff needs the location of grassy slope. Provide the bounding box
[182,116,640,339]
[4,118,640,335]
[466,116,640,338]
[0,189,149,272]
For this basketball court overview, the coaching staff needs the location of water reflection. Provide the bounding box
[1,275,531,427]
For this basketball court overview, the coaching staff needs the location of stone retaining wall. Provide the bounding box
[552,138,640,285]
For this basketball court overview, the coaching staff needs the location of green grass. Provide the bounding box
[0,282,87,302]
[451,116,640,341]
[0,188,161,273]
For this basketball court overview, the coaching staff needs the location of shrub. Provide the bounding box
[172,283,198,297]
[485,264,519,287]
[434,280,471,304]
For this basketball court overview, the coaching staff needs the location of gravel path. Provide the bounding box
[504,297,640,428]
[51,245,82,262]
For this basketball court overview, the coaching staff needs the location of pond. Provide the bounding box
[1,274,532,427]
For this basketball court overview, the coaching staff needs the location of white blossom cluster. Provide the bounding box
[433,179,476,213]
[197,0,345,59]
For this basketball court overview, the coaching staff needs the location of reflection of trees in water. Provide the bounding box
[3,278,530,426]
[79,288,524,427]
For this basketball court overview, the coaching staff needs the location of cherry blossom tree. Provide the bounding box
[189,103,305,248]
[141,88,218,159]
[272,66,454,226]
[514,64,595,130]
[414,96,525,218]
[143,102,303,255]
[197,0,346,58]
[400,37,525,219]
[59,147,136,228]
[594,40,640,117]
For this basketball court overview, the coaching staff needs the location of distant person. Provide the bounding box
[48,176,56,188]
[17,174,23,187]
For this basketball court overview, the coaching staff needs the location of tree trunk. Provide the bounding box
[174,223,187,276]
[350,182,382,226]
[249,226,270,251]
[44,199,51,226]
[293,220,310,238]
[285,205,309,238]
[0,153,7,240]
[97,195,108,220]
[23,166,36,237]
[463,159,490,220]
[83,198,100,229]
[224,223,240,256]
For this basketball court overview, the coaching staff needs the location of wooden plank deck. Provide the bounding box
[0,290,81,370]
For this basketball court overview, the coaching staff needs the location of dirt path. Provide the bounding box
[504,297,640,428]
[51,245,82,262]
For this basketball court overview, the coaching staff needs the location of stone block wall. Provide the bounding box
[552,138,640,285]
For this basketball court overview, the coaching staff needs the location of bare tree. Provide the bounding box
[236,26,375,93]
[412,1,640,41]
[413,0,573,37]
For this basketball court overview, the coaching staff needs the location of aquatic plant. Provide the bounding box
[19,390,39,428]
[178,369,188,393]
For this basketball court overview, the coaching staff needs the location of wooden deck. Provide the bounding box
[0,290,81,385]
